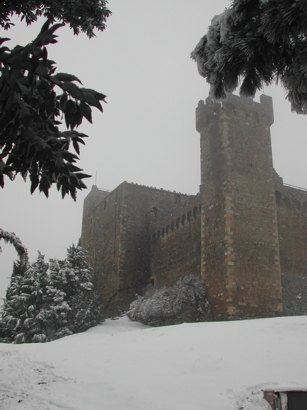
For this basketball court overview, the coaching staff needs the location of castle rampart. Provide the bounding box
[81,94,307,320]
[149,194,201,288]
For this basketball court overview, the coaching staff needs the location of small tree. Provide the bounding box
[191,0,307,114]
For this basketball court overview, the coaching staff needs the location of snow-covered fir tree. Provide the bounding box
[0,244,104,343]
[0,252,51,343]
[49,244,104,334]
[191,0,307,113]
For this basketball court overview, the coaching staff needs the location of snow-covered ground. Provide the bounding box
[1,315,307,410]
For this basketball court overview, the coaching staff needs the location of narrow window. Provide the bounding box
[275,190,281,206]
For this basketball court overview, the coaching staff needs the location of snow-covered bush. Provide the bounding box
[127,275,209,326]
[0,244,104,343]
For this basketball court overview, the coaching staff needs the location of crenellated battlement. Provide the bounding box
[150,194,201,242]
[81,94,307,319]
[196,94,274,135]
[149,193,201,288]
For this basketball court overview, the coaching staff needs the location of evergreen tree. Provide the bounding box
[60,244,94,298]
[61,244,104,333]
[191,0,307,114]
[0,252,51,343]
[0,243,104,343]
[68,291,104,334]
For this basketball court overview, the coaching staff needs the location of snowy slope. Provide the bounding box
[1,315,307,410]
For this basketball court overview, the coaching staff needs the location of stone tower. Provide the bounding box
[196,94,283,320]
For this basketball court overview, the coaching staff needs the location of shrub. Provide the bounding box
[127,275,209,326]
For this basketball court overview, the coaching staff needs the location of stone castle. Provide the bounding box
[81,94,307,320]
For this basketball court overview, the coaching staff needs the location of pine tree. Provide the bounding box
[68,291,104,334]
[191,0,307,114]
[61,244,94,298]
[46,244,104,336]
[0,244,104,343]
[62,244,104,333]
[1,252,50,343]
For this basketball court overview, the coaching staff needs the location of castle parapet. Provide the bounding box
[196,94,274,135]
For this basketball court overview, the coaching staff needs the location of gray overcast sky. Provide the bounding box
[1,0,307,300]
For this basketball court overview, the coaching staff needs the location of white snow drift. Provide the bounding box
[1,315,307,409]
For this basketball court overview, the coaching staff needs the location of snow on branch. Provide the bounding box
[0,229,29,268]
[191,0,307,113]
[127,275,209,326]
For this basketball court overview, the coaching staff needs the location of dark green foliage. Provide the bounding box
[0,252,60,343]
[68,291,104,334]
[0,0,111,38]
[191,0,307,114]
[0,244,104,343]
[0,21,107,199]
[0,0,110,199]
[127,275,208,326]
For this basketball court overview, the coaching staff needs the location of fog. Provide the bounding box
[1,0,306,301]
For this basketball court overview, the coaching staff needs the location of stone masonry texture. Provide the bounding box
[196,94,282,320]
[81,94,307,319]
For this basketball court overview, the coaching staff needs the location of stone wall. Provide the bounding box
[115,183,190,310]
[81,184,125,314]
[196,94,283,320]
[149,194,201,287]
[274,174,307,277]
[282,274,307,316]
[81,182,192,314]
[81,185,110,223]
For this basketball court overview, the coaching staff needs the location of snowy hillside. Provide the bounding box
[1,315,307,410]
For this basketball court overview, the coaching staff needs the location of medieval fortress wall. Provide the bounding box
[81,94,307,319]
